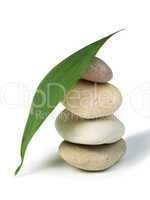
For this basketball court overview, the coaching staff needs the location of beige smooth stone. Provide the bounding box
[55,109,125,145]
[59,139,126,171]
[81,57,113,83]
[63,80,122,119]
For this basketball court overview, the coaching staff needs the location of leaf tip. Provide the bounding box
[109,28,125,38]
[117,28,126,32]
[15,162,23,176]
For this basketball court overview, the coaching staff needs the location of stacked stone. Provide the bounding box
[55,57,126,171]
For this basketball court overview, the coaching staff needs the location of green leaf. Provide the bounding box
[15,30,123,175]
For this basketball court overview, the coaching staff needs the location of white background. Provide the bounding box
[0,0,150,199]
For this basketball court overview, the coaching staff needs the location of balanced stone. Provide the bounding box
[63,80,122,119]
[55,109,125,145]
[59,139,126,171]
[81,57,113,83]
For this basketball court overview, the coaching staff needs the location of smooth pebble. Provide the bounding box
[55,109,125,145]
[81,57,113,83]
[59,139,126,171]
[63,80,122,119]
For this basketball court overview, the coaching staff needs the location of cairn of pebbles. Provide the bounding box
[55,57,126,171]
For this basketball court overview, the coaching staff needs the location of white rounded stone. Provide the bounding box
[55,109,125,145]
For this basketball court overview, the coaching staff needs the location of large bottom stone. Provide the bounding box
[59,139,126,171]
